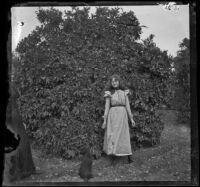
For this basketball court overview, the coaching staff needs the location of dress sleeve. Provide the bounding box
[104,91,111,98]
[124,89,130,96]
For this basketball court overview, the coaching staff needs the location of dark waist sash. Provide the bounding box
[111,105,126,107]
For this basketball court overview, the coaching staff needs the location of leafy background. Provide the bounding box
[11,7,190,159]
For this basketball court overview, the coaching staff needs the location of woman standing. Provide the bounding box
[102,74,136,165]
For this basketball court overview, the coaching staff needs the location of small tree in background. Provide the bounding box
[14,7,173,158]
[172,38,190,123]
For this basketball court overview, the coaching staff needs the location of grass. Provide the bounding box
[4,110,191,185]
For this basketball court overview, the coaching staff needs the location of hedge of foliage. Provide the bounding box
[12,7,173,158]
[172,38,190,123]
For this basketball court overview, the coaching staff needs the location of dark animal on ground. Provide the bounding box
[78,148,93,182]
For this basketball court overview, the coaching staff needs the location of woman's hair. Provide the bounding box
[104,74,127,94]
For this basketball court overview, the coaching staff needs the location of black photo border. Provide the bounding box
[1,0,198,186]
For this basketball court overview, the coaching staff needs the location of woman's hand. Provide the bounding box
[130,118,136,128]
[101,115,107,129]
[101,121,107,129]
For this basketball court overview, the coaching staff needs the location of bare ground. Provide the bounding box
[4,110,191,185]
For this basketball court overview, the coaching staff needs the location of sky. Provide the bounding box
[11,4,189,57]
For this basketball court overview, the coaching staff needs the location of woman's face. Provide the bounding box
[111,78,119,88]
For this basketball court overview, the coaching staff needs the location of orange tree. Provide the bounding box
[172,38,190,123]
[14,7,173,158]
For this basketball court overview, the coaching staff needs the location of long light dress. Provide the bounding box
[103,89,132,156]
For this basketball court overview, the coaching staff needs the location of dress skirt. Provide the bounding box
[103,106,132,156]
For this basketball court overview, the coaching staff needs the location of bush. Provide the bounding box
[130,110,164,149]
[172,38,190,123]
[14,7,172,159]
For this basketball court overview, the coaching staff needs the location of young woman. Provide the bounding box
[102,74,136,165]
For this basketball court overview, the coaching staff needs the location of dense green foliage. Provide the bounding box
[172,38,190,123]
[13,7,173,158]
